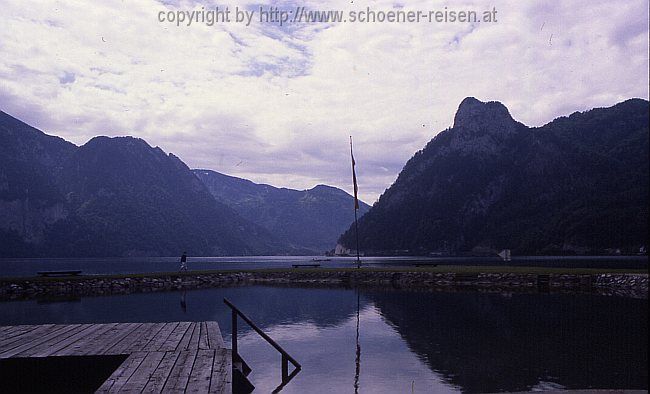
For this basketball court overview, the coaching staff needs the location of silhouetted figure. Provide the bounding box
[180,252,188,272]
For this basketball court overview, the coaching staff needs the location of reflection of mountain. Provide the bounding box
[365,290,648,392]
[212,286,367,334]
[0,286,366,333]
[2,285,646,393]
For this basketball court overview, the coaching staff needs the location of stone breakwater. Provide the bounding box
[0,271,647,301]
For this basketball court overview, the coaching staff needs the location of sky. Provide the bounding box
[1,0,648,204]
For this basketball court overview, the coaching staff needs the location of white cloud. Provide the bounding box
[0,0,648,203]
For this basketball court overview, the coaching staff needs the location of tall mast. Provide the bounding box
[350,136,361,269]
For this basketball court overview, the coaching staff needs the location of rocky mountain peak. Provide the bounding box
[452,97,517,136]
[84,136,151,151]
[338,98,649,255]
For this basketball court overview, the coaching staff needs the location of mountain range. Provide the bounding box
[0,111,364,257]
[194,170,369,252]
[338,97,649,255]
[3,97,647,257]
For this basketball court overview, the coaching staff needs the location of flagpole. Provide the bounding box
[354,203,360,269]
[350,136,361,269]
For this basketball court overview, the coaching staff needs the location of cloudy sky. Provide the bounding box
[1,0,648,203]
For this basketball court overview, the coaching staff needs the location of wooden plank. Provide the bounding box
[85,323,142,355]
[185,349,215,393]
[96,352,147,393]
[0,324,64,357]
[157,322,191,352]
[0,324,50,347]
[198,322,210,350]
[205,321,225,349]
[142,322,179,352]
[0,322,232,394]
[120,351,166,392]
[161,350,198,392]
[1,321,230,393]
[185,322,202,351]
[123,323,167,353]
[55,323,118,356]
[76,323,131,356]
[17,324,89,357]
[0,325,14,336]
[0,324,56,351]
[106,323,156,354]
[3,324,81,358]
[209,348,231,394]
[142,351,181,393]
[35,324,102,357]
[176,322,197,351]
[0,325,36,339]
[224,349,233,394]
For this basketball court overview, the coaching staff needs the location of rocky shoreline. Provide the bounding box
[0,270,647,301]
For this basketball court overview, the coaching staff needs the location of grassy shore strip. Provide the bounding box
[1,265,647,283]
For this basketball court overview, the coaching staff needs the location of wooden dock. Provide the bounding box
[0,322,231,393]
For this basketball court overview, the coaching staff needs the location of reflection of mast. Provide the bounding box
[354,290,361,393]
[22,188,29,237]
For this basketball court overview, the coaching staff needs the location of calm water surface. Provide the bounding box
[0,286,646,393]
[0,255,647,277]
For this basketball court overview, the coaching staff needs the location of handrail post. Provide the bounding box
[224,298,301,391]
[282,354,288,383]
[232,308,238,356]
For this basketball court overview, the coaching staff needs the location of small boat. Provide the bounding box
[312,258,332,262]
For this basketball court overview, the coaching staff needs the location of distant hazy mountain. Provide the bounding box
[194,169,370,253]
[339,98,649,255]
[0,111,291,257]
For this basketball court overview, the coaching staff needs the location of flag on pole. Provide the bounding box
[350,136,361,268]
[350,136,359,210]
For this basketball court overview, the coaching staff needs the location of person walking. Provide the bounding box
[180,251,188,272]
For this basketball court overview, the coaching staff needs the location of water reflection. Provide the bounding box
[365,290,648,392]
[354,291,361,394]
[180,290,187,314]
[0,286,646,393]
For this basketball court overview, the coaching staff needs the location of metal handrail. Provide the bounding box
[224,298,301,389]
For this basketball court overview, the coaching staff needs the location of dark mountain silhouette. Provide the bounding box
[194,169,370,253]
[339,98,649,255]
[0,112,291,256]
[0,111,77,255]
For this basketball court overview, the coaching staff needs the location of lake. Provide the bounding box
[0,255,647,277]
[0,285,646,393]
